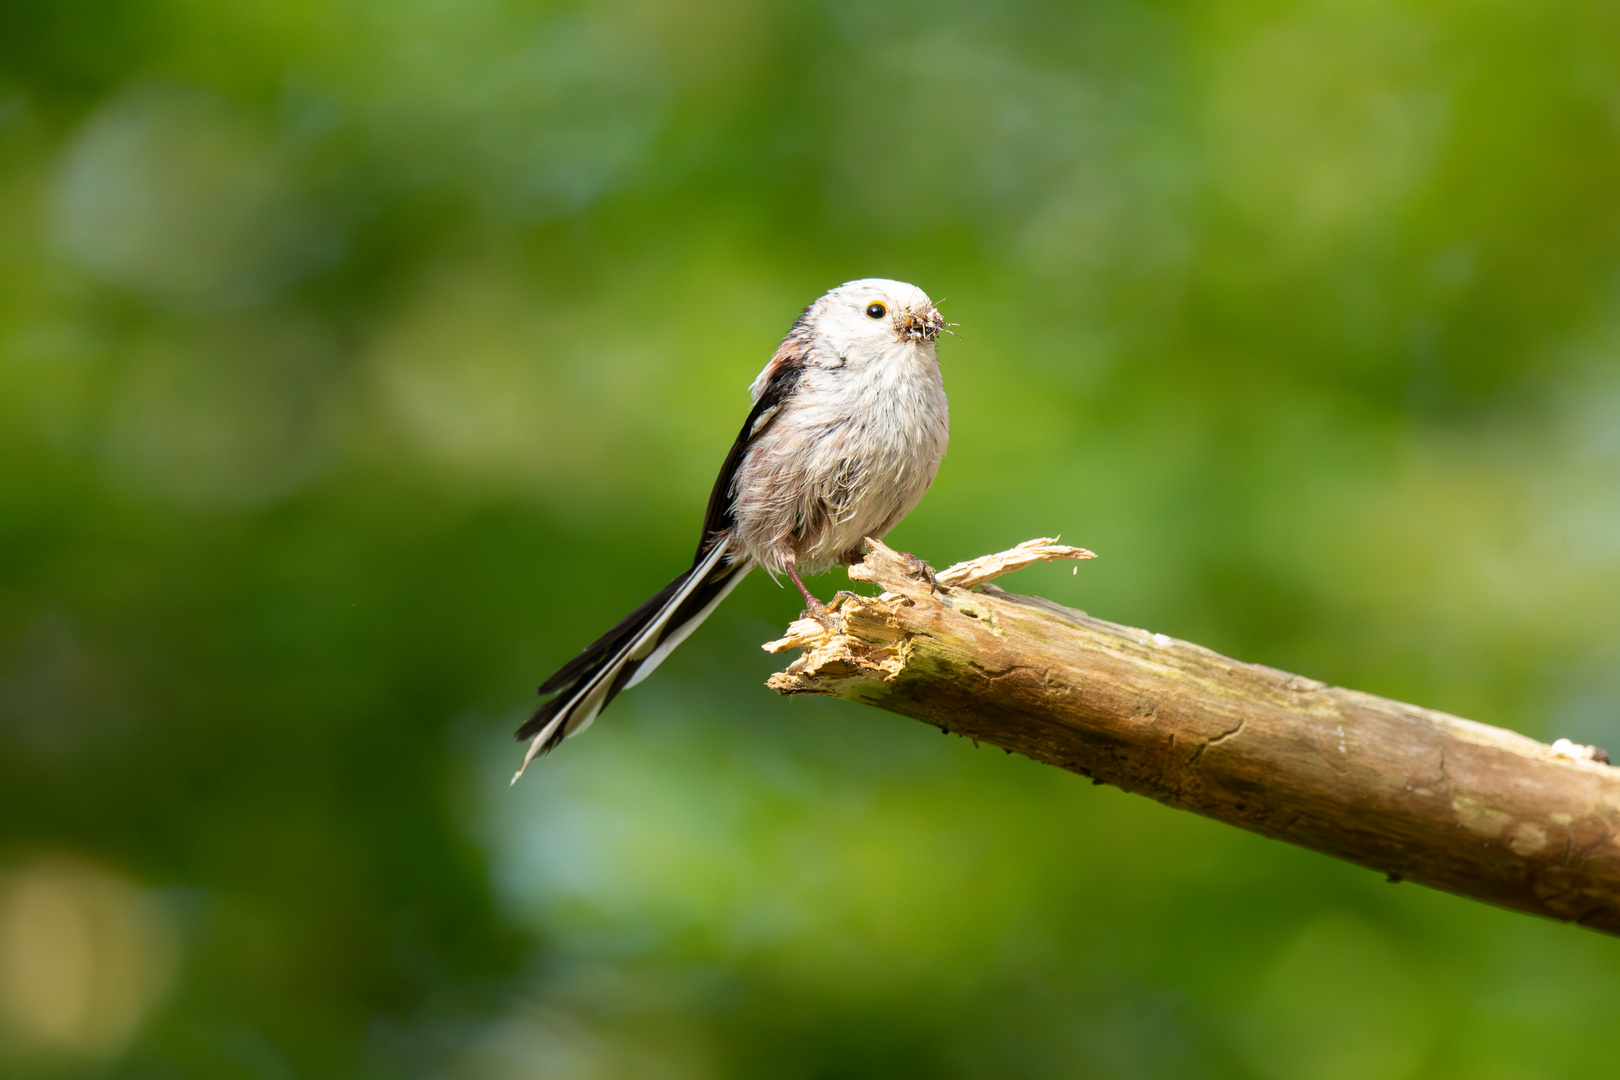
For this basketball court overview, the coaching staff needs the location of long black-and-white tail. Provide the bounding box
[512,538,754,780]
[512,318,807,780]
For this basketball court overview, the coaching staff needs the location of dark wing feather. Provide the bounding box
[698,338,806,544]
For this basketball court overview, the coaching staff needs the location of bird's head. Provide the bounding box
[809,278,945,354]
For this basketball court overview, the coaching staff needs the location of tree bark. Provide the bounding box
[764,539,1620,935]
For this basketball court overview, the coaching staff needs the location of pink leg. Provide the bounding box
[785,556,825,613]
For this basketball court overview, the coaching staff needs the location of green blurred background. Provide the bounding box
[3,0,1620,1076]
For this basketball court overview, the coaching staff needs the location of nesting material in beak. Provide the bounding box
[899,307,945,343]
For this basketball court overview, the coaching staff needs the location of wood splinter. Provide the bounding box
[764,537,1620,936]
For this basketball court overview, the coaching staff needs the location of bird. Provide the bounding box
[513,278,950,780]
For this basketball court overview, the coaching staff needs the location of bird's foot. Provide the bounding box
[798,593,829,619]
[797,592,837,629]
[798,590,864,630]
[899,552,939,593]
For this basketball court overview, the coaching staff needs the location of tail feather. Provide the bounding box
[534,579,686,696]
[513,539,750,780]
[624,558,752,689]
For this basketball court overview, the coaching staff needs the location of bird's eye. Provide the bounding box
[865,303,887,320]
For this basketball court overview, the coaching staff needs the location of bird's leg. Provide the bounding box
[785,556,834,621]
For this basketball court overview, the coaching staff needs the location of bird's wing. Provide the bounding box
[696,336,807,548]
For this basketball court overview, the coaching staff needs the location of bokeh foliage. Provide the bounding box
[3,0,1620,1076]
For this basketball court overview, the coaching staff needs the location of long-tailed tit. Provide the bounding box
[513,278,949,778]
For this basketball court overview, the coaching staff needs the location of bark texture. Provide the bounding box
[765,539,1620,935]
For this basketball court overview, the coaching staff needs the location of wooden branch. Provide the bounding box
[765,538,1620,935]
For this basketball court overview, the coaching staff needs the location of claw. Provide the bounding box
[799,592,845,630]
[900,552,939,593]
